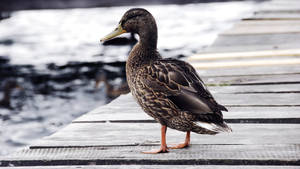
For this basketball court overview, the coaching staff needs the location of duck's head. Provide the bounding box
[101,8,157,45]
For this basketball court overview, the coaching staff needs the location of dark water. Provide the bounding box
[0,2,255,155]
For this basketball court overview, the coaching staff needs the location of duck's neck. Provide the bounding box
[138,23,158,49]
[127,25,160,75]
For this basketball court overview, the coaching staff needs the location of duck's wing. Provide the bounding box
[138,58,227,122]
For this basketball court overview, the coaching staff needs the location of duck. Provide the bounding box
[94,71,130,100]
[0,80,21,109]
[100,8,231,154]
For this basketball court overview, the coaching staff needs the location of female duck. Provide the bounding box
[95,71,130,100]
[0,80,20,109]
[101,8,231,154]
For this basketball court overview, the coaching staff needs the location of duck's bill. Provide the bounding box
[100,24,127,42]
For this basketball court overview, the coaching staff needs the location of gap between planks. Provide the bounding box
[3,165,300,169]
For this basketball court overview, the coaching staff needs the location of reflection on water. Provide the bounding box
[0,2,255,155]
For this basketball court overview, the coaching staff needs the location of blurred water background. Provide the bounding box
[0,1,256,155]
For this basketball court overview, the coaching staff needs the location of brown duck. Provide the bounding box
[101,8,231,154]
[95,71,130,99]
[0,80,21,109]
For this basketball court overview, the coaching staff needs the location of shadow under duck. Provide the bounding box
[101,8,231,154]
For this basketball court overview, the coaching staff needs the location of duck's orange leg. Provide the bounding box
[142,125,168,154]
[170,131,190,149]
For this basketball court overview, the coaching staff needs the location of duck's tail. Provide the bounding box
[195,121,232,133]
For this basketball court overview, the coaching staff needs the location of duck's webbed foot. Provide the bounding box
[169,142,189,149]
[142,125,169,154]
[169,131,190,149]
[142,145,168,154]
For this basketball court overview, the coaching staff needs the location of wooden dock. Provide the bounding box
[1,0,300,168]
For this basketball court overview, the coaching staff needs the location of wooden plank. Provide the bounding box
[215,93,300,106]
[212,33,300,48]
[2,166,299,169]
[202,74,300,85]
[245,0,300,20]
[224,107,300,119]
[72,90,300,122]
[80,92,300,117]
[32,123,300,147]
[222,20,300,35]
[268,0,300,4]
[203,43,300,53]
[199,32,300,52]
[188,48,300,61]
[209,84,300,94]
[87,92,299,107]
[235,20,300,26]
[72,94,300,123]
[73,106,300,123]
[245,12,300,20]
[1,144,299,166]
[196,65,300,76]
[191,58,300,69]
[258,1,300,12]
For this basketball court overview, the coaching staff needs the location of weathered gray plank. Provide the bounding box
[203,43,300,53]
[99,92,300,107]
[73,93,300,122]
[204,33,300,53]
[213,33,300,47]
[245,0,300,20]
[245,12,300,20]
[258,0,300,12]
[72,92,300,123]
[215,93,300,106]
[79,93,300,123]
[222,20,300,35]
[1,144,299,166]
[191,58,300,69]
[32,123,300,147]
[196,65,300,76]
[202,74,300,85]
[2,166,299,169]
[209,84,300,94]
[73,106,300,122]
[189,49,300,61]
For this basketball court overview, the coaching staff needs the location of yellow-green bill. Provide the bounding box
[100,24,127,42]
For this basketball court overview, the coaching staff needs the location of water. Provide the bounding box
[0,2,255,155]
